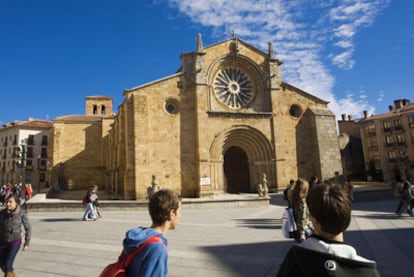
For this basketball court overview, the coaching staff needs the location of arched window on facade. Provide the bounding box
[93,105,98,115]
[101,105,106,115]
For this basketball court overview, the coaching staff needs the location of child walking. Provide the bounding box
[0,193,32,277]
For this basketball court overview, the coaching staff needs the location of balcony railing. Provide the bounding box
[368,145,379,151]
[394,126,404,131]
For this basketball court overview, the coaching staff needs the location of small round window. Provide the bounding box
[289,104,302,118]
[165,98,179,115]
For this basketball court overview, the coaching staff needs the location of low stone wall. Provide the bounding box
[26,195,270,212]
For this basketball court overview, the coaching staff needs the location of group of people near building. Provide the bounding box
[394,179,414,216]
[2,177,384,277]
[98,179,379,276]
[0,183,33,206]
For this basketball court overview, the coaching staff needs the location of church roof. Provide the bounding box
[53,114,113,122]
[86,95,113,100]
[281,82,329,105]
[1,119,52,129]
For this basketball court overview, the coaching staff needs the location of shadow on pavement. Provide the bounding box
[351,199,398,213]
[269,194,288,207]
[40,217,82,222]
[233,218,281,230]
[200,240,291,276]
[353,213,412,220]
[199,226,414,277]
[345,227,414,276]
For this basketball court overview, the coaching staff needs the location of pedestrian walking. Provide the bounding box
[82,186,98,221]
[0,193,32,277]
[289,179,312,242]
[344,178,354,202]
[24,184,32,201]
[395,180,412,216]
[283,179,295,208]
[92,185,102,218]
[121,189,181,276]
[0,184,6,206]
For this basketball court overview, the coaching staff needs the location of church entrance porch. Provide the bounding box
[208,125,276,194]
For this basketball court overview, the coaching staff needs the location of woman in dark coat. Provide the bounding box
[0,193,32,277]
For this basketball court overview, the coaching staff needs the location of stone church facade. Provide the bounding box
[104,35,342,200]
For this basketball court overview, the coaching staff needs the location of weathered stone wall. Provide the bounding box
[50,119,108,190]
[312,107,343,180]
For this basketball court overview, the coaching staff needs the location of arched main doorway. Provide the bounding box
[209,125,276,194]
[224,146,250,193]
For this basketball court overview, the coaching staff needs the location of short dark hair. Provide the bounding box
[306,183,351,235]
[6,193,21,205]
[148,189,181,226]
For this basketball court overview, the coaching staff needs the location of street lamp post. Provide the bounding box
[16,142,27,186]
[37,155,41,193]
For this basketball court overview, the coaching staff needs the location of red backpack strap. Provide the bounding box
[120,235,161,268]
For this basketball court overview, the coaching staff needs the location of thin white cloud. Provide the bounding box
[329,90,375,120]
[331,49,355,69]
[329,0,390,69]
[377,91,384,102]
[167,0,390,119]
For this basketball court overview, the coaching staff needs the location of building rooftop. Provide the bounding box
[1,119,52,129]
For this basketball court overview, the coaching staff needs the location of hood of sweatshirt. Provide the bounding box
[299,235,376,264]
[123,227,167,253]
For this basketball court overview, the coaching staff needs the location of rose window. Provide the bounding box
[213,67,254,109]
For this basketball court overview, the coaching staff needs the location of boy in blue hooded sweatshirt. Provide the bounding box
[122,189,182,277]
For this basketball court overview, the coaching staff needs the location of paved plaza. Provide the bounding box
[13,195,414,276]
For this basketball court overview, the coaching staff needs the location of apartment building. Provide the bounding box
[0,119,52,190]
[338,114,366,180]
[356,99,414,183]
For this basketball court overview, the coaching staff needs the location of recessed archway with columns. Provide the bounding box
[209,125,276,193]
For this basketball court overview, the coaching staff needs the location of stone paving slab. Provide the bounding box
[12,195,414,277]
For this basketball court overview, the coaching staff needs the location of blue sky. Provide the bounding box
[1,0,413,125]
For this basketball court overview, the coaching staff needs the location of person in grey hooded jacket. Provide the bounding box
[277,182,379,277]
[0,193,32,277]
